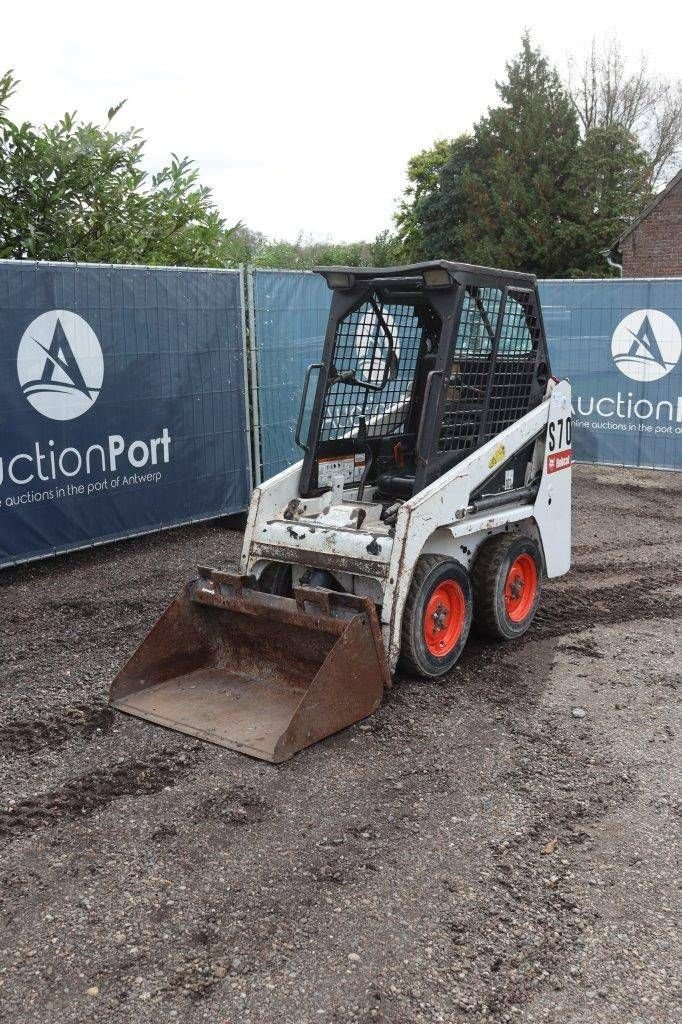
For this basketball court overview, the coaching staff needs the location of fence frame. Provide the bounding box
[246,266,263,485]
[237,264,254,495]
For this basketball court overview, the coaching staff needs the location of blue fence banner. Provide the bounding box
[250,270,681,479]
[540,279,681,470]
[0,261,250,568]
[249,269,331,481]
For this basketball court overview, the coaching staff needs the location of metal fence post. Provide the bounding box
[238,265,254,494]
[246,266,263,485]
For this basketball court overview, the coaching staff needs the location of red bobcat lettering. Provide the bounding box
[547,449,572,474]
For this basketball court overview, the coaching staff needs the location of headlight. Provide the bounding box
[326,272,355,290]
[423,267,453,288]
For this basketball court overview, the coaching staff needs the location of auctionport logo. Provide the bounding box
[17,310,104,420]
[611,309,681,383]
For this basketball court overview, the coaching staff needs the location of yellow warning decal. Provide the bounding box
[488,443,506,469]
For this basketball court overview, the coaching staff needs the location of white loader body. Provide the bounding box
[241,379,571,671]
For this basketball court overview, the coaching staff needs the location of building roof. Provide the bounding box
[617,169,682,246]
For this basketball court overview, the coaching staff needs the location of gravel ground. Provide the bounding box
[0,464,680,1024]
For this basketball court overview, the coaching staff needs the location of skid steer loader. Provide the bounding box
[110,262,572,762]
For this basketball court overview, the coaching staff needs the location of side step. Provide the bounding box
[109,569,389,763]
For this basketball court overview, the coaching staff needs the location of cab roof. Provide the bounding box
[314,259,537,291]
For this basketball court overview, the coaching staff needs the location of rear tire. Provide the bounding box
[258,561,293,597]
[399,555,472,677]
[472,534,542,640]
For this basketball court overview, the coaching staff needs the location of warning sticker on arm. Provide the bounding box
[317,454,366,487]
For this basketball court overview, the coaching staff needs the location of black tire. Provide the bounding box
[258,561,293,597]
[399,555,473,678]
[471,534,543,641]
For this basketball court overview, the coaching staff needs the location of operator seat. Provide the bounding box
[375,352,437,499]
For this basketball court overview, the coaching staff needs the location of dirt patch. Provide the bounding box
[0,466,680,1024]
[535,567,680,637]
[0,701,114,757]
[0,747,200,843]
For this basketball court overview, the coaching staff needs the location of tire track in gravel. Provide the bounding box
[0,701,115,757]
[429,699,638,1019]
[583,477,681,499]
[144,705,636,1017]
[0,746,202,844]
[145,765,461,1005]
[573,537,680,556]
[597,506,681,525]
[5,597,151,627]
[447,800,633,1018]
[569,558,680,577]
[534,569,681,638]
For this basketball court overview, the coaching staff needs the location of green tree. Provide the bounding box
[408,135,481,262]
[0,70,239,265]
[236,232,400,270]
[395,138,453,260]
[394,36,655,277]
[369,229,401,267]
[248,237,369,269]
[466,36,583,275]
[571,125,652,275]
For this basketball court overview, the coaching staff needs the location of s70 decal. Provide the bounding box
[548,415,571,452]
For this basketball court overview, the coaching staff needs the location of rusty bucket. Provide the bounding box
[109,568,389,763]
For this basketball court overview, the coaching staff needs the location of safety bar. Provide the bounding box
[416,369,444,464]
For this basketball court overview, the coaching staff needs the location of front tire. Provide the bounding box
[399,556,473,677]
[471,534,542,640]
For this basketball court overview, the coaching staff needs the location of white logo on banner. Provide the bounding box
[611,309,681,383]
[17,310,104,420]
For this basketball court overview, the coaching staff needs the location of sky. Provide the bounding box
[2,0,679,242]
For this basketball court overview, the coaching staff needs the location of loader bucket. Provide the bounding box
[109,568,389,763]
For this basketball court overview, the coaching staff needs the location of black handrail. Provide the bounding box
[294,363,324,450]
[416,369,444,465]
[328,292,397,394]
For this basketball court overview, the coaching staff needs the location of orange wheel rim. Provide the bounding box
[504,554,538,622]
[423,580,466,657]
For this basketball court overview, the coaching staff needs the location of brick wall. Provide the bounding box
[620,177,682,278]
